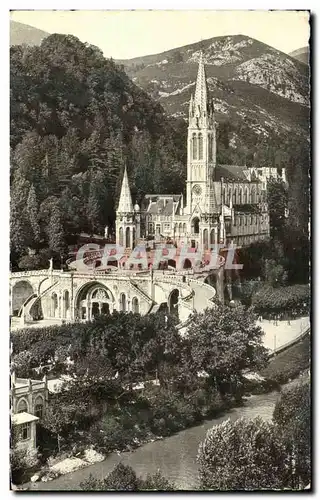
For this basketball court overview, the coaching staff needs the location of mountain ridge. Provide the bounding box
[115,34,309,158]
[10,20,49,46]
[289,46,309,65]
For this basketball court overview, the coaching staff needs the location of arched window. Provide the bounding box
[52,293,58,318]
[119,227,124,246]
[183,223,187,234]
[132,297,139,314]
[178,222,182,234]
[198,133,203,160]
[244,188,249,204]
[192,133,197,160]
[239,188,243,205]
[208,134,213,161]
[63,290,70,319]
[210,228,216,244]
[34,396,44,418]
[120,293,126,312]
[125,227,130,248]
[192,217,200,234]
[228,188,232,205]
[17,398,28,413]
[222,186,226,204]
[250,215,253,225]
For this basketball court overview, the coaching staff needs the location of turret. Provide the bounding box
[116,168,141,249]
[117,165,133,214]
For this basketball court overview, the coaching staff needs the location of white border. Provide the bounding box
[1,2,317,498]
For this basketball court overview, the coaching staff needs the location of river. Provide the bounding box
[26,390,280,491]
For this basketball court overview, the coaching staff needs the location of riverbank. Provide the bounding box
[17,329,310,491]
[23,390,281,491]
[20,390,236,487]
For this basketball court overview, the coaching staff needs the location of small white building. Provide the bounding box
[10,372,48,451]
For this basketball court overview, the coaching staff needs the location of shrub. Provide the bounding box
[252,284,310,315]
[103,463,139,491]
[79,464,174,491]
[197,417,292,491]
[140,471,174,491]
[79,474,105,491]
[11,446,39,485]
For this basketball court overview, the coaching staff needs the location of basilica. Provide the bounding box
[116,52,274,251]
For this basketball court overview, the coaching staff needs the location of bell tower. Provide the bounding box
[116,166,138,249]
[186,51,216,215]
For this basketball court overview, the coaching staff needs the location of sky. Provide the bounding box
[10,9,310,60]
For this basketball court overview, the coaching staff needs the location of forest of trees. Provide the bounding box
[10,34,187,269]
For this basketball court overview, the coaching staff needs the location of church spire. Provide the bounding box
[117,165,133,213]
[194,50,208,113]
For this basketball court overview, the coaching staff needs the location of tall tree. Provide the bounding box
[273,381,311,488]
[186,303,268,394]
[27,184,41,244]
[266,178,288,239]
[47,204,66,256]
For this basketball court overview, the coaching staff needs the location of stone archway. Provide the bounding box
[11,280,34,316]
[75,282,114,321]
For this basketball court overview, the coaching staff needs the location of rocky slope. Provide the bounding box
[10,20,49,46]
[117,35,310,143]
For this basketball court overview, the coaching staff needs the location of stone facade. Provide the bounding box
[10,265,223,330]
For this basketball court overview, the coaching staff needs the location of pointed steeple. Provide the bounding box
[117,166,133,213]
[194,51,208,113]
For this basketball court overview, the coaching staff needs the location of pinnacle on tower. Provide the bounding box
[117,165,133,213]
[194,50,208,113]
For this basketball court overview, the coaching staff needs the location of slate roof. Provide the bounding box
[144,194,182,216]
